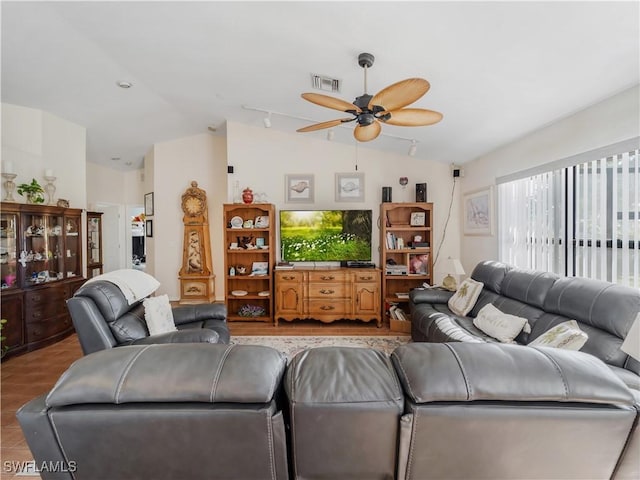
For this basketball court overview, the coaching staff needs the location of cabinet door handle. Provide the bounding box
[321,275,335,281]
[320,305,335,311]
[360,276,373,280]
[283,275,296,280]
[319,289,335,295]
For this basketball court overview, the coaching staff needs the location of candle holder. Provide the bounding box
[2,173,17,202]
[44,175,57,205]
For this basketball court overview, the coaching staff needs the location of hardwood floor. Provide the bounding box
[0,319,400,478]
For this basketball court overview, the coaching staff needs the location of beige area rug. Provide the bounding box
[231,335,411,359]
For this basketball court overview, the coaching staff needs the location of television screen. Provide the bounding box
[280,210,372,262]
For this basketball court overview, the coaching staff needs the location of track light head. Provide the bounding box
[263,113,272,128]
[408,140,417,157]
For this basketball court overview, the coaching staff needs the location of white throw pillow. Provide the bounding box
[473,303,531,343]
[448,278,484,316]
[528,320,588,351]
[143,294,177,336]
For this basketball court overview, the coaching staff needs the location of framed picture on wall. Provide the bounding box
[285,174,314,203]
[144,192,154,216]
[335,172,365,202]
[145,219,153,238]
[463,186,494,236]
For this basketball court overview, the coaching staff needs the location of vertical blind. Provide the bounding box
[498,145,639,288]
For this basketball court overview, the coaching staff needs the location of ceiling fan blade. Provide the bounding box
[301,93,360,113]
[296,118,354,133]
[381,108,443,126]
[369,78,430,111]
[353,121,382,142]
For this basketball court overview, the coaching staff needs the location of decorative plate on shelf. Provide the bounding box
[230,216,243,228]
[231,290,248,296]
[254,215,269,228]
[258,291,270,297]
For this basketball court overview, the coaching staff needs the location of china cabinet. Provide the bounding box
[223,203,275,323]
[0,202,85,358]
[87,211,103,278]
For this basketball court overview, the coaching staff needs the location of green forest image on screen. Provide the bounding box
[280,210,372,261]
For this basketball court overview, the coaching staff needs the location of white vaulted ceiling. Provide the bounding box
[2,1,638,170]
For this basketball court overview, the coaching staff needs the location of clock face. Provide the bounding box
[184,196,204,215]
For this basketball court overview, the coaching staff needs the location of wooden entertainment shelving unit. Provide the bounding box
[380,202,434,320]
[223,203,275,323]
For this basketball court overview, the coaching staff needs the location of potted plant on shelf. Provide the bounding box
[17,178,45,204]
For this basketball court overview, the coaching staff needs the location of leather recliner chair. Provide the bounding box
[67,280,230,355]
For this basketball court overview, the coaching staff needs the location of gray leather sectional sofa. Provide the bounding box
[17,342,640,480]
[410,260,640,390]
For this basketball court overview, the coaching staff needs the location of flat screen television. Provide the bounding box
[280,210,372,262]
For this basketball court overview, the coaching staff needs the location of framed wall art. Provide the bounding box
[463,186,494,236]
[145,219,153,238]
[285,174,314,203]
[335,172,365,202]
[144,192,154,216]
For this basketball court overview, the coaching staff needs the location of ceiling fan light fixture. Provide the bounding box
[298,52,442,142]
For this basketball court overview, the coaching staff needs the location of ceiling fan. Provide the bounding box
[297,53,443,142]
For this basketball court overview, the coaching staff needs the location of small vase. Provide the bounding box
[242,188,254,204]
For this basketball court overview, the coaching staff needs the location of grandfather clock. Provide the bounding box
[178,181,215,304]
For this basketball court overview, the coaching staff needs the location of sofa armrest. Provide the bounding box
[172,303,227,325]
[409,288,453,305]
[131,328,219,345]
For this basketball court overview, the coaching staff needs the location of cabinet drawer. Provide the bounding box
[276,271,304,283]
[353,271,379,282]
[308,300,349,315]
[25,303,66,322]
[27,315,72,343]
[308,283,348,298]
[308,271,347,283]
[25,288,65,307]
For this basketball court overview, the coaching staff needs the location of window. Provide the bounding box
[498,141,639,288]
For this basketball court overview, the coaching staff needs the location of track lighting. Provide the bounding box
[327,129,335,141]
[263,113,272,128]
[408,140,417,157]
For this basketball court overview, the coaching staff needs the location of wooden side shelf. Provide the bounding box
[223,204,275,323]
[380,202,434,322]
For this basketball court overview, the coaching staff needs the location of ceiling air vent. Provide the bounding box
[311,74,341,93]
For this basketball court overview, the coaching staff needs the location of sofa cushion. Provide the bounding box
[473,303,531,343]
[448,278,483,316]
[143,295,177,336]
[528,320,588,350]
[501,269,559,309]
[47,344,286,406]
[391,342,634,405]
[470,260,511,294]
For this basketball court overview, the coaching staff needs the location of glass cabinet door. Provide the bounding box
[1,208,19,289]
[64,214,81,279]
[87,212,103,278]
[22,211,65,284]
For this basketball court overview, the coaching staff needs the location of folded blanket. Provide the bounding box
[86,269,160,304]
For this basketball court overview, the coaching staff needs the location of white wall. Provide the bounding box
[1,103,86,208]
[460,85,640,273]
[226,121,460,284]
[148,133,227,299]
